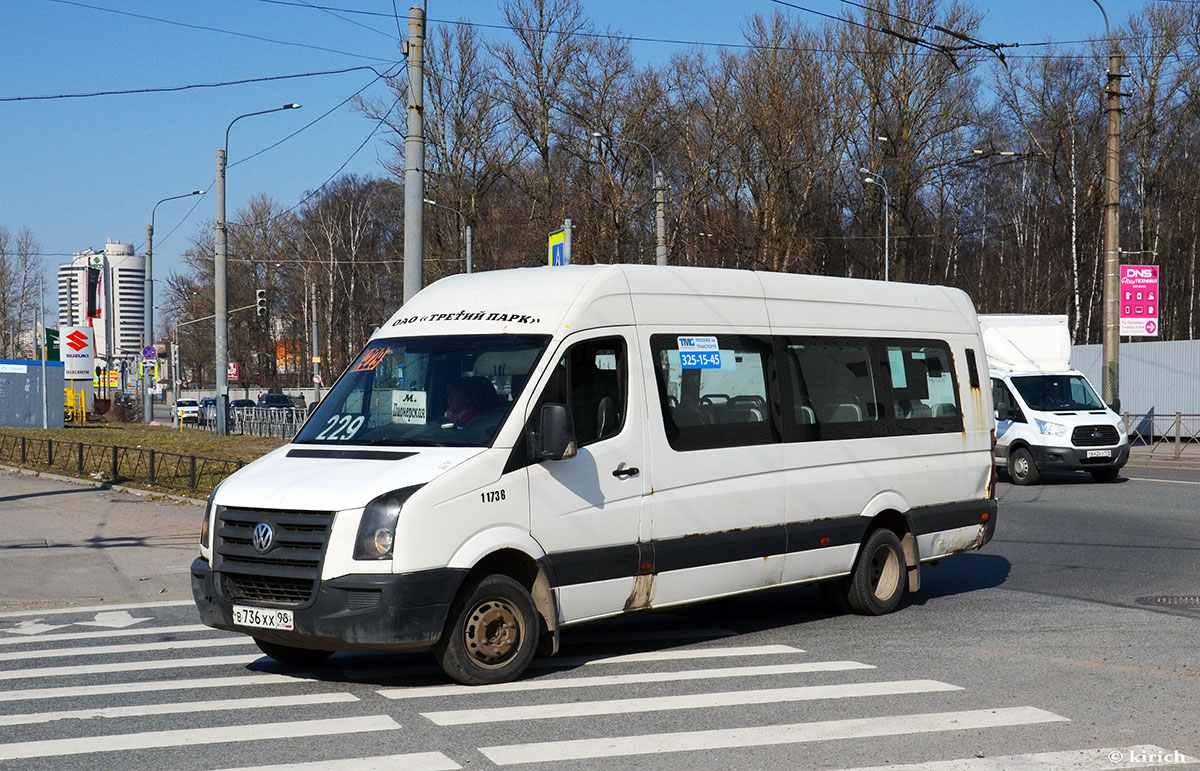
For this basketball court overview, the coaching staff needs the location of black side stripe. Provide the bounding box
[542,499,996,589]
[286,449,417,461]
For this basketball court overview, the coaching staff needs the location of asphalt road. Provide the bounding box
[0,466,1196,770]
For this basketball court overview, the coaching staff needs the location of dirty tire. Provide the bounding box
[435,574,539,686]
[1090,467,1120,483]
[1008,447,1040,486]
[846,528,906,616]
[253,638,334,666]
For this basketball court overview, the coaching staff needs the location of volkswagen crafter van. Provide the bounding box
[193,265,998,685]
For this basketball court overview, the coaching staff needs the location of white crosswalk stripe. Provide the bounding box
[377,660,875,699]
[0,692,358,727]
[0,623,210,646]
[478,707,1070,765]
[421,679,961,725]
[0,715,402,761]
[0,652,262,681]
[0,635,253,662]
[211,751,463,771]
[0,672,313,703]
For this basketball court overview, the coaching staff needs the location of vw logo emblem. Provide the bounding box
[252,522,275,554]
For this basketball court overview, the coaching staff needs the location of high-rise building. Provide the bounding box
[57,240,145,371]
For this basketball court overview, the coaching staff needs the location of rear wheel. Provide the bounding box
[846,528,906,616]
[253,639,333,666]
[435,574,539,685]
[1090,467,1120,482]
[1008,447,1040,486]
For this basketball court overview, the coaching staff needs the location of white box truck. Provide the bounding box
[193,265,998,685]
[980,314,1128,485]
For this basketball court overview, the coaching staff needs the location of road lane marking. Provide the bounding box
[563,627,734,644]
[0,624,213,646]
[0,672,314,703]
[0,692,358,726]
[378,661,875,700]
[212,752,462,771]
[0,600,194,619]
[831,744,1198,770]
[1126,476,1200,486]
[479,706,1069,765]
[423,679,962,725]
[0,653,262,681]
[0,715,401,761]
[0,636,254,662]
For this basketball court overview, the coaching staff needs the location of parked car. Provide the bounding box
[230,398,255,416]
[199,397,217,419]
[257,393,295,410]
[288,393,307,410]
[176,399,199,424]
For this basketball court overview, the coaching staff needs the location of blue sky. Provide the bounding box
[2,0,1149,304]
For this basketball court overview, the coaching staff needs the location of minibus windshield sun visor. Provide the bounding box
[293,334,550,448]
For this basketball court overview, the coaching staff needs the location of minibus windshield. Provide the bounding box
[1011,374,1106,412]
[295,334,549,447]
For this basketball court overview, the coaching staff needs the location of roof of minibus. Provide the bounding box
[371,265,980,341]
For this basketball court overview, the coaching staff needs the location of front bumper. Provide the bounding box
[1030,442,1129,471]
[190,557,466,652]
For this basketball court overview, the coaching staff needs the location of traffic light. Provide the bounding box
[255,289,267,317]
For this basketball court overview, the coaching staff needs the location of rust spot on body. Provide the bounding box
[624,574,654,611]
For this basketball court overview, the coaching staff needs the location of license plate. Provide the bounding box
[233,605,294,630]
[1087,449,1112,459]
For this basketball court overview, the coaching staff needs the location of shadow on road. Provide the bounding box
[0,486,103,505]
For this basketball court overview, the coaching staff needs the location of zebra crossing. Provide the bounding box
[0,601,1192,770]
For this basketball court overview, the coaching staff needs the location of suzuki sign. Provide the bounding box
[61,327,95,379]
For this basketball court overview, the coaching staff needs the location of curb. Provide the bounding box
[0,463,206,506]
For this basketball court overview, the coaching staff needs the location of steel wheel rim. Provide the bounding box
[869,544,902,600]
[463,597,523,669]
[1013,455,1028,478]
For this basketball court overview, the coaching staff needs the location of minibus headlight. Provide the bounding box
[1034,419,1068,437]
[355,485,423,560]
[1116,419,1127,436]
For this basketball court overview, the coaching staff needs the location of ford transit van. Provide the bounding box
[193,265,998,684]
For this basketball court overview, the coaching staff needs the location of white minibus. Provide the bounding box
[192,265,998,685]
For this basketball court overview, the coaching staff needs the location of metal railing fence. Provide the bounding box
[194,407,306,440]
[0,433,243,495]
[1123,413,1200,459]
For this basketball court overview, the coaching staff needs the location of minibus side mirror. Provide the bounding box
[995,405,1020,421]
[534,403,577,461]
[1110,398,1120,414]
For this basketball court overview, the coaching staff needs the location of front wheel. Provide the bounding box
[1008,447,1040,486]
[435,574,539,685]
[253,638,334,666]
[1090,467,1120,483]
[845,528,907,616]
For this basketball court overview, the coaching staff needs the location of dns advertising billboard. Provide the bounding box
[1119,265,1159,337]
[61,327,95,379]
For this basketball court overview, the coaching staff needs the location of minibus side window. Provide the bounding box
[886,343,963,433]
[781,339,883,441]
[650,334,777,451]
[529,336,628,449]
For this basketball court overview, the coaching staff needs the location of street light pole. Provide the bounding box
[214,103,300,435]
[1093,0,1123,408]
[423,198,472,274]
[860,167,890,282]
[591,131,668,265]
[146,189,203,424]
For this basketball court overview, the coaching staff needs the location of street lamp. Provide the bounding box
[423,199,472,274]
[214,103,301,434]
[591,130,668,265]
[859,166,890,282]
[145,189,203,423]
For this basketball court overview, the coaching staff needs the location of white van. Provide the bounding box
[192,265,998,685]
[980,315,1128,485]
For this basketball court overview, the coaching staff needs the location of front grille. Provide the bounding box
[214,506,334,607]
[1072,424,1119,447]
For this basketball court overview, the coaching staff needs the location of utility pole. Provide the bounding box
[654,171,667,266]
[403,4,425,302]
[1101,49,1124,408]
[214,145,229,433]
[310,284,321,407]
